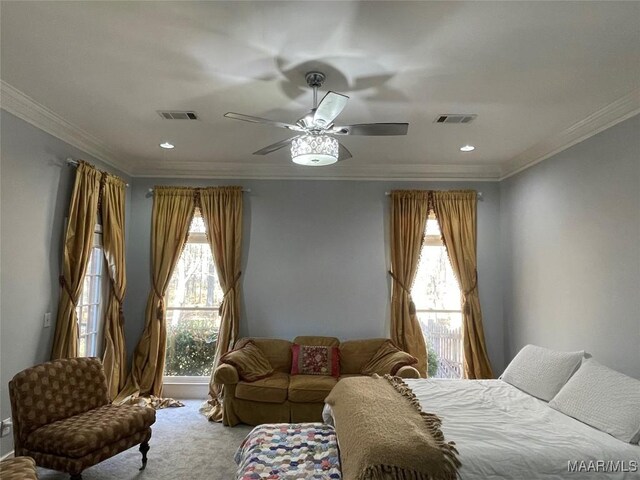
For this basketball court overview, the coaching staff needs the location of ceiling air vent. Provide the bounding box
[157,110,198,120]
[434,114,477,124]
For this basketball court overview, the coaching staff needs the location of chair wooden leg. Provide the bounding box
[70,474,82,480]
[139,441,150,471]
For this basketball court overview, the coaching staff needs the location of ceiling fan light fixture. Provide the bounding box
[291,134,339,166]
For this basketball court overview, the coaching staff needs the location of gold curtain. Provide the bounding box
[115,187,196,402]
[389,190,429,377]
[51,161,101,360]
[199,186,243,422]
[432,190,493,379]
[100,173,128,400]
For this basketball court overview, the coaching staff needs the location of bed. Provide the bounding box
[323,378,640,480]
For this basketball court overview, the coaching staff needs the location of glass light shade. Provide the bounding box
[291,135,339,166]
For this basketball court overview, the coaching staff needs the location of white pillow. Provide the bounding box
[549,358,640,444]
[501,344,584,401]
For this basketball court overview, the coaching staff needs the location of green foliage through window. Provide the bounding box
[164,321,218,377]
[427,341,439,378]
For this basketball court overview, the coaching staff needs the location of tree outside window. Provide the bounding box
[164,210,223,377]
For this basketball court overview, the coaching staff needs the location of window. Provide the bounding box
[164,210,223,378]
[76,225,107,357]
[411,213,464,379]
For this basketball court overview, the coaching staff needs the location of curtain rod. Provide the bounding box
[147,188,251,194]
[384,191,483,199]
[66,158,130,187]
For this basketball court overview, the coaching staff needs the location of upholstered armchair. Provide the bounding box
[9,358,156,480]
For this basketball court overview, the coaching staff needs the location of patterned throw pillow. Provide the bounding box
[360,340,418,376]
[221,341,274,382]
[291,344,340,377]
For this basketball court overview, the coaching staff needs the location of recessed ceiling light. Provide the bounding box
[460,145,475,152]
[159,142,175,149]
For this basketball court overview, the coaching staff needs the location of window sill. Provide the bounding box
[162,376,209,399]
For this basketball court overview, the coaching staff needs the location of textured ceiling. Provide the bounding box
[1,1,639,179]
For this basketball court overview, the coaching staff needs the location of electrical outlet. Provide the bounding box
[44,312,52,328]
[0,418,12,438]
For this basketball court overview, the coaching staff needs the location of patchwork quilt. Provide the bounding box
[234,423,341,480]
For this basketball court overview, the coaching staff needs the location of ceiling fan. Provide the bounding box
[224,71,409,166]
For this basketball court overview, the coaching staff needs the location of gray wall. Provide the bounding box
[0,111,130,456]
[124,179,504,374]
[500,114,640,378]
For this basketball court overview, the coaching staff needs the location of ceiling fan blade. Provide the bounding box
[338,143,352,161]
[224,112,303,131]
[313,91,349,127]
[252,136,299,155]
[332,123,409,136]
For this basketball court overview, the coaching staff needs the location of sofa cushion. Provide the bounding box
[293,336,340,347]
[291,344,340,377]
[289,375,338,403]
[339,338,388,374]
[236,372,289,404]
[221,341,274,382]
[361,340,418,376]
[24,404,155,458]
[235,338,293,373]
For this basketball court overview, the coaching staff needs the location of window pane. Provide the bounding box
[166,243,223,308]
[165,309,220,376]
[75,230,105,358]
[82,276,91,305]
[91,247,102,273]
[417,311,463,379]
[78,335,87,358]
[88,333,97,357]
[87,305,97,333]
[78,306,89,334]
[189,211,206,233]
[412,216,464,379]
[164,213,223,377]
[413,245,461,311]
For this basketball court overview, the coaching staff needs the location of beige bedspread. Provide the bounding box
[325,375,460,480]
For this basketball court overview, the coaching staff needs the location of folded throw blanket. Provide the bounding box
[325,375,460,480]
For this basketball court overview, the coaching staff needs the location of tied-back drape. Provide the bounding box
[432,190,493,379]
[51,161,101,360]
[199,187,243,422]
[116,187,196,402]
[100,174,128,400]
[389,190,429,377]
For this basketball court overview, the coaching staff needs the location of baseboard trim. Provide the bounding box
[162,382,208,400]
[1,450,15,461]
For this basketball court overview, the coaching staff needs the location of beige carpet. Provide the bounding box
[38,400,252,480]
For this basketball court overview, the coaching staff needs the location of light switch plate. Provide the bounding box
[44,312,52,328]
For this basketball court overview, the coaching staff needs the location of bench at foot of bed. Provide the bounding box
[234,423,341,480]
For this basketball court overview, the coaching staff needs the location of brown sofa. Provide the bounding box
[214,336,420,426]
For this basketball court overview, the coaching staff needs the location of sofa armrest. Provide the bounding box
[213,363,240,385]
[396,366,421,379]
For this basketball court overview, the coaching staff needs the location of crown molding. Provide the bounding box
[4,80,636,182]
[500,89,640,180]
[0,80,132,175]
[131,160,502,181]
[0,81,500,181]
